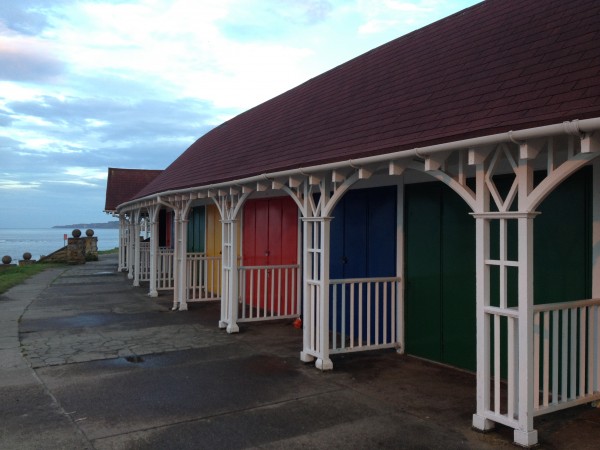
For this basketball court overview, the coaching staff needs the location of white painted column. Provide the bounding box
[218,216,240,332]
[472,213,494,432]
[178,218,189,311]
[300,216,316,363]
[133,218,141,287]
[513,154,538,447]
[472,160,494,433]
[127,220,135,280]
[300,216,334,369]
[117,216,125,271]
[148,217,159,297]
[316,216,333,371]
[593,158,600,298]
[219,217,229,329]
[514,214,537,447]
[396,179,405,353]
[226,219,240,333]
[172,213,180,310]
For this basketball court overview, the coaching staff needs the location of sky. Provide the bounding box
[0,0,480,228]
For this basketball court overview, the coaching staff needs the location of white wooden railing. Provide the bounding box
[329,277,401,354]
[533,298,600,416]
[186,253,222,301]
[483,305,519,428]
[238,265,300,322]
[482,298,600,428]
[157,247,175,290]
[139,241,151,281]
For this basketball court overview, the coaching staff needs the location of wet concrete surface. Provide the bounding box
[1,254,599,449]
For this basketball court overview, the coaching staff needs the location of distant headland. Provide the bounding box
[52,221,120,229]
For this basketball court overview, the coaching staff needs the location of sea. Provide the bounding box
[0,228,120,263]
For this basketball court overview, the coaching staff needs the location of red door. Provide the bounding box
[243,197,298,315]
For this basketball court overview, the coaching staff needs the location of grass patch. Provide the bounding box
[98,247,118,255]
[0,263,63,295]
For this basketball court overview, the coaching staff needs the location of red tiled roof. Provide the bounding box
[104,168,162,212]
[135,0,600,200]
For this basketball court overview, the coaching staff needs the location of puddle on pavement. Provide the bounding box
[125,355,145,364]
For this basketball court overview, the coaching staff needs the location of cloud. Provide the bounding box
[0,23,65,82]
[219,0,334,40]
[0,0,480,229]
[0,135,20,148]
[354,0,461,34]
[0,0,51,35]
[0,179,41,190]
[0,109,14,126]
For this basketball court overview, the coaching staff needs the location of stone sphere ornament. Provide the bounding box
[23,252,32,260]
[2,255,12,265]
[86,229,94,237]
[72,229,82,238]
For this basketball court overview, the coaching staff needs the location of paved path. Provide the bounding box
[1,255,599,449]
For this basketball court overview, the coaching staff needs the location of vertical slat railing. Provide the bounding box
[138,241,151,281]
[157,247,174,290]
[533,299,600,416]
[238,265,300,322]
[481,305,519,427]
[186,254,222,301]
[329,277,400,354]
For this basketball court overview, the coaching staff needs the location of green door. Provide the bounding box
[405,182,476,370]
[534,167,592,304]
[404,167,592,372]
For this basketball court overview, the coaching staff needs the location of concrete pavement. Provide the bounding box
[1,254,599,449]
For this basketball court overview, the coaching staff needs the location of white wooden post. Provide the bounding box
[148,214,159,297]
[177,216,189,311]
[225,218,240,333]
[298,179,333,371]
[396,179,405,353]
[316,216,333,370]
[219,217,242,332]
[515,214,537,446]
[300,214,316,363]
[133,211,141,287]
[172,211,180,310]
[219,217,230,329]
[214,192,248,332]
[472,155,494,433]
[127,218,135,279]
[118,215,128,272]
[513,152,538,447]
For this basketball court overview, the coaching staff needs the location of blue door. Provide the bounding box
[329,186,397,342]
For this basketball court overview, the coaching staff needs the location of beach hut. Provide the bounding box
[110,0,600,445]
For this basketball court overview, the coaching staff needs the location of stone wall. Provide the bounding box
[38,229,99,264]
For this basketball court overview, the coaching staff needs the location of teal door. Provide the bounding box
[187,206,206,253]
